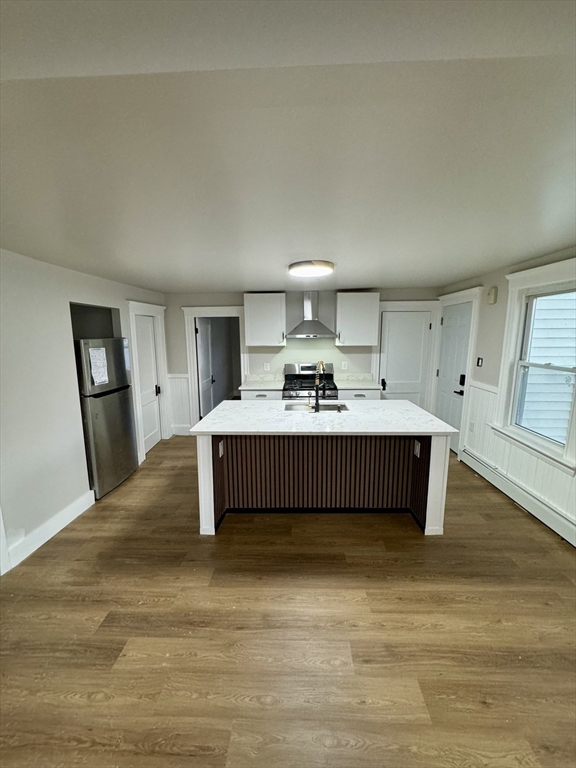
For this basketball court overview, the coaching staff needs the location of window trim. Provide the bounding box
[492,258,576,471]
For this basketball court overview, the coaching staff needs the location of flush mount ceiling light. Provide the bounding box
[288,260,334,277]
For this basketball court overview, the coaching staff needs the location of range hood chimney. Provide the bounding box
[286,292,335,339]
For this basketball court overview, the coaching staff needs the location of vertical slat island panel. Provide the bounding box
[214,434,431,527]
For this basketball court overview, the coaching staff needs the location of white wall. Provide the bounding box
[0,249,164,569]
[165,288,438,376]
[441,247,576,387]
[441,248,576,544]
[165,292,244,374]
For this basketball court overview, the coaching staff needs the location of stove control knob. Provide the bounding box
[308,391,313,396]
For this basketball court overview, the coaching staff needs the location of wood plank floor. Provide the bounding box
[1,436,575,768]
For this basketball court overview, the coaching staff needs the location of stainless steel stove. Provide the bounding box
[282,363,338,400]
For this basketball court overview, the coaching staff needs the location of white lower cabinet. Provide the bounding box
[241,390,283,400]
[338,390,380,400]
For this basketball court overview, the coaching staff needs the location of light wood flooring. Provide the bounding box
[1,436,575,767]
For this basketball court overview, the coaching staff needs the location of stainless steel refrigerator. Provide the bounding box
[75,338,139,499]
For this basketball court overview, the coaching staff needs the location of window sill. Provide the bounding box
[489,424,575,476]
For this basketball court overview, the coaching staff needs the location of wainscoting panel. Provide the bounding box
[168,374,192,436]
[462,382,575,544]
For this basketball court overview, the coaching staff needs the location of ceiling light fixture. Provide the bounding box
[288,260,334,277]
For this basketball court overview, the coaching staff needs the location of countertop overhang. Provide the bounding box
[190,400,458,437]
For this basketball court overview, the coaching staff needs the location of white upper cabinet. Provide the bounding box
[244,293,286,346]
[335,292,380,346]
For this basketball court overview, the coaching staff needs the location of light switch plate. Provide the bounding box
[219,441,224,458]
[341,361,348,370]
[414,440,420,458]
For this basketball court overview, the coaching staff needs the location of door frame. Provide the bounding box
[128,301,171,464]
[195,317,214,418]
[436,287,482,457]
[378,301,442,412]
[183,306,248,427]
[0,503,10,576]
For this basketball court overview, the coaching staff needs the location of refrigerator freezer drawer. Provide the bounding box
[81,387,138,499]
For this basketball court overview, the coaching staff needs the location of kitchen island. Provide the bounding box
[190,400,457,535]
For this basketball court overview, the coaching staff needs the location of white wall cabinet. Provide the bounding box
[241,390,283,400]
[338,390,380,400]
[335,292,380,346]
[244,293,286,346]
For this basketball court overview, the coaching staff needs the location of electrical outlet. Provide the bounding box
[414,440,420,458]
[263,363,271,372]
[470,421,475,433]
[342,361,348,370]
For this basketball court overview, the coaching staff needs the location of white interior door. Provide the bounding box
[380,311,432,408]
[435,302,473,452]
[135,314,161,454]
[196,318,214,417]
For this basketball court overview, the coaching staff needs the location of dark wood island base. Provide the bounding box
[210,434,433,531]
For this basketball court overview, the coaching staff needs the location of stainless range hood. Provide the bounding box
[286,291,335,339]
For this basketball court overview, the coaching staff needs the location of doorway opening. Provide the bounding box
[183,306,246,427]
[195,316,242,418]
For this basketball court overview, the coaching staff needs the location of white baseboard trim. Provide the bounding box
[200,526,215,535]
[7,490,95,571]
[172,425,192,436]
[424,526,443,535]
[462,450,576,546]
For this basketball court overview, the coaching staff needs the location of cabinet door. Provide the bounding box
[335,292,380,346]
[241,390,283,400]
[338,390,380,400]
[244,293,286,346]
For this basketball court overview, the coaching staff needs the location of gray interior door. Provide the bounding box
[435,302,473,453]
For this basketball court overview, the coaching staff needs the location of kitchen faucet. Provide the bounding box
[313,360,326,412]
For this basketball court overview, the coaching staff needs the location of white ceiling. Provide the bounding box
[2,0,574,81]
[1,1,575,293]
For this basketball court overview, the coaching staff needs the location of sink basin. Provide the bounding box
[284,403,349,412]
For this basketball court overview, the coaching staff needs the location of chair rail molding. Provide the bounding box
[128,301,171,463]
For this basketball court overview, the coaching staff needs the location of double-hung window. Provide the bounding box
[513,290,576,447]
[493,259,576,471]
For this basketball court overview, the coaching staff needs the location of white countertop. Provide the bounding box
[239,379,284,391]
[336,380,381,390]
[190,400,458,436]
[238,377,380,391]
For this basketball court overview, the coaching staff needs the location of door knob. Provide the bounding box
[453,389,464,396]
